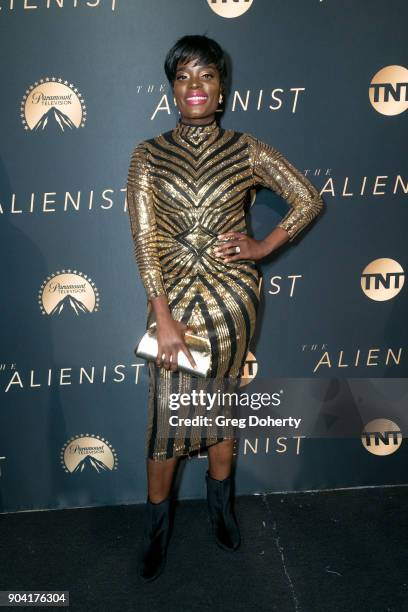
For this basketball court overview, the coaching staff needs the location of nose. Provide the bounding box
[189,75,201,89]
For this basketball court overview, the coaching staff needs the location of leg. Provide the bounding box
[139,456,179,582]
[207,438,235,480]
[206,438,240,551]
[147,456,178,503]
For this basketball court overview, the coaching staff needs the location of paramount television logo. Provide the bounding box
[38,270,100,316]
[61,434,118,474]
[21,77,86,132]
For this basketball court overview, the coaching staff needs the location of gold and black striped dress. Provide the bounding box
[126,118,323,461]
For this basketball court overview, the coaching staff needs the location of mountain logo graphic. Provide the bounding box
[38,270,100,315]
[61,435,118,474]
[33,106,77,132]
[21,77,86,131]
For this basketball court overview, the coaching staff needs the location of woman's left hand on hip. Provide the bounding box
[212,232,270,262]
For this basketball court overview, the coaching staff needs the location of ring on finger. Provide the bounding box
[165,355,175,370]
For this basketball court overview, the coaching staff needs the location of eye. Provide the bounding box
[175,71,214,81]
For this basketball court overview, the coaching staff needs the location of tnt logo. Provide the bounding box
[207,0,253,19]
[361,258,404,301]
[240,350,258,387]
[369,65,408,116]
[361,419,402,456]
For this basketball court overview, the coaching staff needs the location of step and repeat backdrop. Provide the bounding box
[0,0,407,513]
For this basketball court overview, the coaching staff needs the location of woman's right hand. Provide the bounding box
[155,318,197,372]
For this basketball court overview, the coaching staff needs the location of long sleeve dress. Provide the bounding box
[126,118,323,461]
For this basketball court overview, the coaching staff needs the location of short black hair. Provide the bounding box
[164,34,227,91]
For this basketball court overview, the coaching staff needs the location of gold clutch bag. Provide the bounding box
[134,321,212,378]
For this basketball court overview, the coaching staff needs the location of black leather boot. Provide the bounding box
[206,471,241,551]
[139,497,171,582]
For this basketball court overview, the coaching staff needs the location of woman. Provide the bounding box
[126,34,324,582]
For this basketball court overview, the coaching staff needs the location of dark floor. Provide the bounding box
[0,486,407,611]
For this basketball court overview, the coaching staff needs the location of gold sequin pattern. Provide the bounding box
[126,119,324,461]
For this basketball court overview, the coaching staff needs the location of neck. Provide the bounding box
[179,116,216,126]
[174,116,219,142]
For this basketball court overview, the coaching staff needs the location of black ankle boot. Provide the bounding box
[206,471,241,551]
[139,497,171,582]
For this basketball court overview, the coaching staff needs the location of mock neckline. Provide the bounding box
[173,118,219,143]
